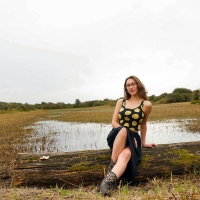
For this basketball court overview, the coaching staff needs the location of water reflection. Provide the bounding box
[23,120,200,153]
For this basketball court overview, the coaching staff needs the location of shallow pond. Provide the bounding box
[21,119,200,153]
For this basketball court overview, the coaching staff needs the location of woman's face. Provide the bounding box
[125,78,138,96]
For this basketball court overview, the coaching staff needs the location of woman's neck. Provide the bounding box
[129,95,141,102]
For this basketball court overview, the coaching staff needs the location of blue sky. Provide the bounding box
[0,0,200,104]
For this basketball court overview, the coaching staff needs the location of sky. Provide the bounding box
[0,0,200,104]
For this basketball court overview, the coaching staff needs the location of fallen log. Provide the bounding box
[13,141,200,188]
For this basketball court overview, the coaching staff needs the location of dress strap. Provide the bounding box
[122,99,126,106]
[140,100,145,108]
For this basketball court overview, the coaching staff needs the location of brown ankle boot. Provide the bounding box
[97,171,117,196]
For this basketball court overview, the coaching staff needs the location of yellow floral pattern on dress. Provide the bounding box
[132,114,139,119]
[130,127,136,131]
[120,107,124,112]
[118,99,145,131]
[124,123,129,127]
[125,111,131,115]
[124,117,130,121]
[132,121,137,126]
[134,108,140,112]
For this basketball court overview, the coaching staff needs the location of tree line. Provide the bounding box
[148,88,200,104]
[0,99,117,112]
[0,88,199,112]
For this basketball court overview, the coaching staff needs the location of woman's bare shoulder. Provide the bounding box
[115,98,124,107]
[143,100,152,109]
[117,98,124,103]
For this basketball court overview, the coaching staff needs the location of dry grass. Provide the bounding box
[0,103,200,199]
[150,103,200,120]
[0,110,48,179]
[0,174,200,199]
[52,106,114,123]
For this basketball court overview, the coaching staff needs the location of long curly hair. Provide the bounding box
[124,75,148,100]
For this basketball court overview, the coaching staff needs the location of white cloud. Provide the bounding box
[141,0,177,13]
[180,9,191,14]
[26,0,132,29]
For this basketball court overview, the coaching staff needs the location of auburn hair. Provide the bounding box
[124,75,148,100]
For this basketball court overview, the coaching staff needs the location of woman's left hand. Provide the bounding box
[142,143,157,148]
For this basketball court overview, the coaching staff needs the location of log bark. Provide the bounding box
[13,141,200,188]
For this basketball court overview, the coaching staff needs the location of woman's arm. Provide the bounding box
[140,100,157,148]
[111,98,123,128]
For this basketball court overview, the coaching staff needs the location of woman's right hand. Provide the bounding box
[142,143,157,148]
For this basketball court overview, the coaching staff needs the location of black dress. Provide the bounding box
[107,99,144,182]
[107,126,142,182]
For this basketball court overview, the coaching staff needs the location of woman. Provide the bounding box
[97,75,156,196]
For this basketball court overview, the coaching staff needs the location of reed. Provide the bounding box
[0,110,48,179]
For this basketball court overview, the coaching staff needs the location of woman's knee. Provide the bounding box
[119,148,131,161]
[117,127,127,138]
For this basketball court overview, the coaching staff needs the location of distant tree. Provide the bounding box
[165,93,180,103]
[74,99,81,107]
[160,93,168,98]
[153,93,168,103]
[182,93,192,102]
[173,88,192,94]
[57,102,66,109]
[164,93,190,103]
[193,90,199,100]
[148,95,156,102]
[102,98,116,106]
[88,100,94,107]
[0,102,8,111]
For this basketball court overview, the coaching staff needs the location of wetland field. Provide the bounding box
[0,102,200,199]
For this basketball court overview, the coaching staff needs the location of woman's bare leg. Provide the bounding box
[97,129,131,195]
[111,127,128,162]
[111,147,131,178]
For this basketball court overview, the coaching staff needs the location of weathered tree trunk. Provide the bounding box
[13,141,200,188]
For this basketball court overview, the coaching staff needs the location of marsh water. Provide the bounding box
[23,119,200,153]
